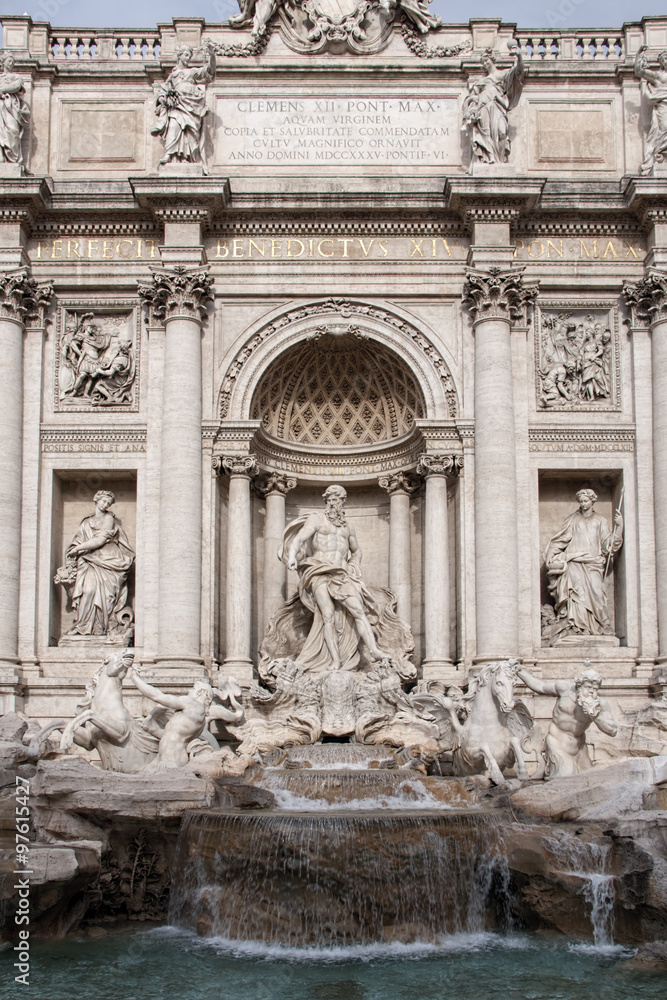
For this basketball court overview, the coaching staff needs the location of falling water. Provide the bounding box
[546,830,616,947]
[252,769,474,810]
[169,811,511,946]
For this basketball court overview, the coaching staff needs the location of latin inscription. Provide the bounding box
[210,236,465,260]
[214,98,459,166]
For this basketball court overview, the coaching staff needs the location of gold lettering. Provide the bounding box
[337,238,353,257]
[270,238,282,258]
[287,239,305,257]
[513,238,524,258]
[308,238,314,258]
[579,239,591,259]
[248,239,266,257]
[145,239,156,259]
[377,239,388,257]
[410,238,424,257]
[66,239,81,259]
[358,238,374,257]
[87,239,99,258]
[440,238,457,257]
[528,240,545,258]
[547,239,563,258]
[624,240,639,258]
[317,239,334,257]
[603,240,618,259]
[102,240,114,259]
[116,239,133,259]
[136,239,143,259]
[216,240,229,258]
[51,239,63,259]
[35,240,49,260]
[233,238,245,258]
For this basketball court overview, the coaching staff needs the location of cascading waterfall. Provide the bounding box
[168,810,512,946]
[546,830,616,947]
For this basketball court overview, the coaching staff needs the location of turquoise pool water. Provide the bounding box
[3,926,666,1000]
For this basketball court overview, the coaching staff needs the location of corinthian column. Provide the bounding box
[463,266,537,661]
[139,265,214,668]
[378,471,420,624]
[416,455,462,676]
[0,270,51,669]
[255,472,297,633]
[625,271,667,660]
[215,455,259,683]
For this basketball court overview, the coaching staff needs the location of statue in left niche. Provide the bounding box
[59,312,136,407]
[54,490,135,643]
[0,53,30,173]
[151,41,216,175]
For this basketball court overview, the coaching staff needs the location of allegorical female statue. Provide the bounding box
[543,488,623,644]
[461,41,524,165]
[55,491,135,640]
[151,42,216,175]
[0,53,30,170]
[634,46,667,176]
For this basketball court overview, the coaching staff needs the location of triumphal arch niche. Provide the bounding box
[1,9,667,756]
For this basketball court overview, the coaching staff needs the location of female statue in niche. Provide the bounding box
[55,491,135,640]
[151,42,216,175]
[461,41,524,165]
[0,53,30,170]
[542,488,623,645]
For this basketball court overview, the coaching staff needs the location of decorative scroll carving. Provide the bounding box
[254,472,298,497]
[624,270,667,327]
[463,266,538,325]
[138,265,214,324]
[536,309,616,410]
[378,471,421,495]
[462,42,524,166]
[213,455,260,479]
[250,332,425,447]
[0,54,30,172]
[220,298,457,419]
[634,46,667,177]
[0,269,52,326]
[58,310,136,408]
[151,42,216,174]
[219,0,446,56]
[416,454,463,477]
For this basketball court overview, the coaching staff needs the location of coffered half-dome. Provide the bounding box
[250,332,426,447]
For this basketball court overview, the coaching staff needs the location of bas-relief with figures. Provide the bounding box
[2,9,667,955]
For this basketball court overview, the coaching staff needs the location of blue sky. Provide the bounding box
[1,1,666,30]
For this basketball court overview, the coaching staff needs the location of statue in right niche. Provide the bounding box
[461,41,524,166]
[542,488,623,646]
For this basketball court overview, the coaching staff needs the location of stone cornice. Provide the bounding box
[463,266,538,325]
[138,264,214,325]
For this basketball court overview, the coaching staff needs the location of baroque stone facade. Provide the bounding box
[1,12,667,746]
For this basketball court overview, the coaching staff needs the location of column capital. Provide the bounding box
[0,268,52,327]
[623,269,667,328]
[138,264,214,325]
[213,454,259,479]
[378,471,421,496]
[254,472,297,498]
[463,265,538,326]
[416,454,463,478]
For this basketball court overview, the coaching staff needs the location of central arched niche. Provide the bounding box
[250,331,426,448]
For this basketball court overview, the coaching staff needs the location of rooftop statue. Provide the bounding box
[542,489,623,645]
[0,53,29,172]
[462,42,524,166]
[634,45,667,176]
[152,41,216,174]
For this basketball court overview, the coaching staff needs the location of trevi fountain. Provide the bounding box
[0,8,667,999]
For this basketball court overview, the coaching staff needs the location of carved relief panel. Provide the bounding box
[55,300,140,411]
[534,301,620,411]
